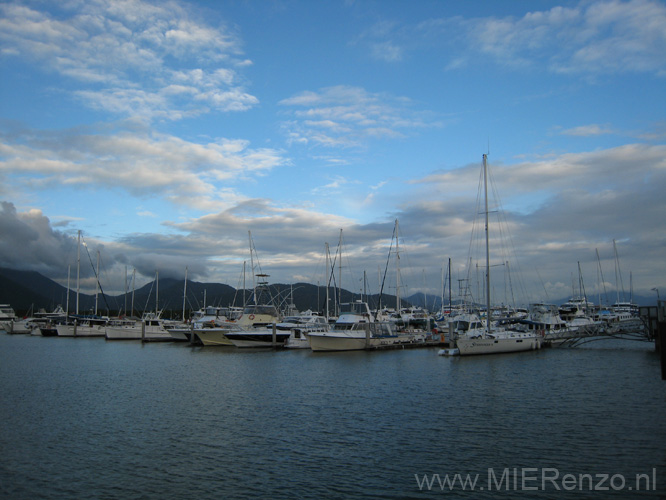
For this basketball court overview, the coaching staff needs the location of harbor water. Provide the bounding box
[1,334,665,499]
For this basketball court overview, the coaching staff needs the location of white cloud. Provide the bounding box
[559,124,615,136]
[0,122,287,212]
[386,0,666,76]
[279,85,438,148]
[2,141,665,299]
[0,0,257,120]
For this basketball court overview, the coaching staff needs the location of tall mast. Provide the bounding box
[182,266,188,322]
[441,264,444,314]
[242,261,246,306]
[483,154,491,335]
[613,239,626,303]
[95,249,100,316]
[325,243,330,319]
[66,265,71,317]
[395,219,400,311]
[124,266,128,315]
[249,231,256,304]
[156,270,159,314]
[448,257,452,315]
[131,268,136,317]
[76,230,81,315]
[338,229,342,314]
[363,270,367,302]
[507,261,515,310]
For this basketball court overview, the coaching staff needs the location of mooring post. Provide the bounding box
[141,321,146,342]
[272,322,276,348]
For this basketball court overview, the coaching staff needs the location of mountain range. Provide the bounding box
[0,267,410,317]
[0,267,655,317]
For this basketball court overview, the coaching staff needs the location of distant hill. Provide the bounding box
[3,267,654,317]
[0,267,71,313]
[0,267,407,317]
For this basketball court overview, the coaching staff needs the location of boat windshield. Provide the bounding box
[339,302,369,315]
[243,305,278,316]
[453,320,483,331]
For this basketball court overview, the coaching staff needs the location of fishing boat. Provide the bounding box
[218,304,287,347]
[192,304,280,347]
[222,325,291,348]
[453,154,540,356]
[168,306,241,343]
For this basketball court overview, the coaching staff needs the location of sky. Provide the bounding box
[1,0,665,308]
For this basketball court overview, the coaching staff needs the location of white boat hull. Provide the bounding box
[105,325,172,341]
[456,334,540,355]
[284,337,311,349]
[56,324,106,337]
[6,320,34,334]
[309,330,426,352]
[308,332,368,351]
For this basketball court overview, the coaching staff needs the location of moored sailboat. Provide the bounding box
[450,154,540,356]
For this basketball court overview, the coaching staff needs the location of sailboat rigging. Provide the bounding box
[446,154,540,356]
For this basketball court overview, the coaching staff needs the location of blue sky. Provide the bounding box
[1,0,665,307]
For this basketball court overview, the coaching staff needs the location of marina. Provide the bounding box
[2,0,664,496]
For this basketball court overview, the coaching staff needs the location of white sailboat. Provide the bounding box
[452,154,540,356]
[104,312,173,341]
[105,272,174,341]
[56,231,107,337]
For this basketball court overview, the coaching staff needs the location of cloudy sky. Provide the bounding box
[1,0,664,307]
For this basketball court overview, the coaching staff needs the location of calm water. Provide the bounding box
[1,334,664,499]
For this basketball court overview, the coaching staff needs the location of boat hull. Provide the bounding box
[56,324,106,337]
[166,328,195,342]
[308,332,368,351]
[195,329,234,346]
[309,331,426,352]
[6,320,33,334]
[105,325,172,341]
[456,335,540,355]
[224,330,290,348]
